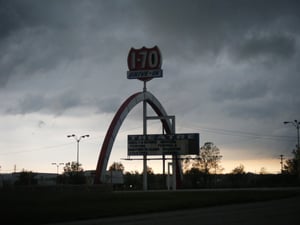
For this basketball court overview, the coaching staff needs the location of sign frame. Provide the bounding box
[127,46,163,81]
[127,133,200,156]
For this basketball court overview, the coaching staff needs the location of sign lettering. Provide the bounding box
[128,133,200,156]
[127,46,163,81]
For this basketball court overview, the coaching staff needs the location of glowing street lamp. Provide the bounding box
[67,134,90,167]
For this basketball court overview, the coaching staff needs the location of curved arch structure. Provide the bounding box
[94,91,173,184]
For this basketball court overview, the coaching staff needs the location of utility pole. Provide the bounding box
[143,81,148,191]
[280,154,284,174]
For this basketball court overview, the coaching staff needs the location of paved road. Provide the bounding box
[52,196,300,225]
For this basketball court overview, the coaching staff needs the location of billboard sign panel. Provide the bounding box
[127,46,163,81]
[128,133,199,156]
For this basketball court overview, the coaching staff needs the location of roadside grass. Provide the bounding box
[1,188,299,225]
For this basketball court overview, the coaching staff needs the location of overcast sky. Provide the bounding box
[0,0,299,174]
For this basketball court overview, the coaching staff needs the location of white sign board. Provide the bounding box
[128,133,199,156]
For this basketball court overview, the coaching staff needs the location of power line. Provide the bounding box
[0,143,74,156]
[177,124,295,142]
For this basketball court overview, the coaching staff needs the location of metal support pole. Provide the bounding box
[52,163,64,184]
[167,162,172,190]
[163,155,165,175]
[171,117,176,190]
[77,140,80,167]
[146,115,176,188]
[280,154,284,174]
[297,124,299,151]
[67,134,89,171]
[172,154,177,190]
[143,81,148,191]
[163,126,165,177]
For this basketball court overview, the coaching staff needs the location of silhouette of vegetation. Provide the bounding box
[15,170,37,186]
[228,164,247,188]
[182,142,223,187]
[232,164,246,175]
[109,162,125,172]
[61,162,86,184]
[183,168,206,188]
[123,166,166,190]
[146,166,154,175]
[194,142,223,174]
[284,148,300,177]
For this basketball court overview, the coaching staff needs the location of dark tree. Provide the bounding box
[194,142,223,174]
[232,164,246,175]
[109,162,125,172]
[230,164,247,188]
[62,162,86,184]
[284,149,300,177]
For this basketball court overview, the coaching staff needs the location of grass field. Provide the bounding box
[1,188,300,225]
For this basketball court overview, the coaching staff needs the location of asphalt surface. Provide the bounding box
[51,195,300,225]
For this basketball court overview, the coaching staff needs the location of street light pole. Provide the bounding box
[52,163,64,175]
[67,134,90,168]
[284,120,300,151]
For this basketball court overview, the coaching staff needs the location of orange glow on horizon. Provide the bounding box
[221,158,281,174]
[116,157,282,175]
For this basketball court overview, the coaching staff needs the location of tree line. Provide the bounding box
[11,141,300,189]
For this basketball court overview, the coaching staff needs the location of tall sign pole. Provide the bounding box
[127,46,163,191]
[143,81,148,190]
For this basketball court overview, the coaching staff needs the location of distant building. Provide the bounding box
[0,170,124,187]
[0,172,57,187]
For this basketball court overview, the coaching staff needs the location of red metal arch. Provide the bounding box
[94,91,173,184]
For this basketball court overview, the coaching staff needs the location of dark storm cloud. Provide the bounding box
[0,0,77,86]
[232,34,296,63]
[0,0,88,39]
[94,96,122,114]
[5,90,122,115]
[5,91,83,115]
[135,0,300,62]
[129,0,300,124]
[212,80,268,102]
[0,0,138,87]
[1,0,300,122]
[1,0,300,170]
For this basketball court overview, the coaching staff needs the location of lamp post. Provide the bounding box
[284,120,300,151]
[52,163,64,175]
[67,134,90,167]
